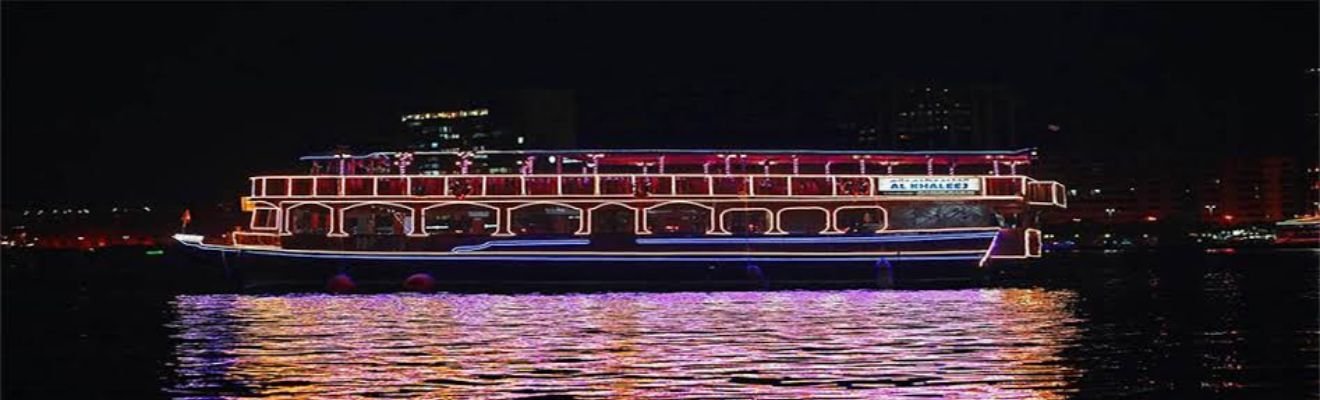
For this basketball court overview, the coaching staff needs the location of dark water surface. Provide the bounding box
[4,250,1317,398]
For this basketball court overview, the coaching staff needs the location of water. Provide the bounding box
[4,250,1318,398]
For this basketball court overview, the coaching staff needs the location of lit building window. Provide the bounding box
[517,136,525,145]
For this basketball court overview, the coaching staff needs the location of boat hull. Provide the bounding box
[174,228,1027,292]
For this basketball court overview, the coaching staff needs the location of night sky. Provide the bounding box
[3,3,1316,206]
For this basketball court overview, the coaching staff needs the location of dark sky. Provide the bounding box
[3,3,1316,205]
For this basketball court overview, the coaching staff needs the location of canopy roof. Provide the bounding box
[302,148,1038,166]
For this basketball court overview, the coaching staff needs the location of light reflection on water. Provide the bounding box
[168,289,1082,399]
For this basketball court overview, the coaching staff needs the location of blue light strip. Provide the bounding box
[241,249,983,263]
[636,231,997,246]
[174,234,988,263]
[450,239,591,253]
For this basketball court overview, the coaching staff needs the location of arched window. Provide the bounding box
[590,204,637,235]
[342,203,413,236]
[646,202,712,235]
[835,206,887,233]
[777,208,829,234]
[721,209,772,235]
[510,203,582,235]
[251,208,279,230]
[423,203,499,236]
[286,203,332,235]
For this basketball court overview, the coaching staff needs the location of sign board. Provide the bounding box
[240,196,256,212]
[877,177,981,195]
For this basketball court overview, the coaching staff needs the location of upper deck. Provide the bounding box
[247,148,1065,207]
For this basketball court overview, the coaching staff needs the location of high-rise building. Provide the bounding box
[404,108,503,153]
[846,83,1019,150]
[890,85,974,149]
[403,90,577,174]
[403,108,509,174]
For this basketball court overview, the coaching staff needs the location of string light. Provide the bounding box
[197,149,1064,267]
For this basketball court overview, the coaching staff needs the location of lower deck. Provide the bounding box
[179,226,1042,264]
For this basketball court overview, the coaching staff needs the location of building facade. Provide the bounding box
[1038,154,1311,228]
[403,90,578,175]
[403,108,513,174]
[844,83,1019,151]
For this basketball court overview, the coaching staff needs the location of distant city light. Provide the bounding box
[400,108,489,121]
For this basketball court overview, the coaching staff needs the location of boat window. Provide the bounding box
[836,207,887,233]
[251,208,278,229]
[287,204,332,235]
[424,204,497,235]
[511,204,582,235]
[778,208,829,234]
[722,209,772,235]
[591,204,636,235]
[646,203,711,235]
[343,204,413,236]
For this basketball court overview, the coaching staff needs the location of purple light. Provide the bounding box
[636,231,997,246]
[450,239,591,253]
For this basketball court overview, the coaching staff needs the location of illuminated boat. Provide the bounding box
[1275,216,1320,247]
[174,148,1067,288]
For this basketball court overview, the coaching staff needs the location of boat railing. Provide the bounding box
[247,173,1064,202]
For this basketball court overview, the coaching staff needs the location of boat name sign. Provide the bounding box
[877,177,981,195]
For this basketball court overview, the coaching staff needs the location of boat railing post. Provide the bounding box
[494,207,514,236]
[407,206,427,238]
